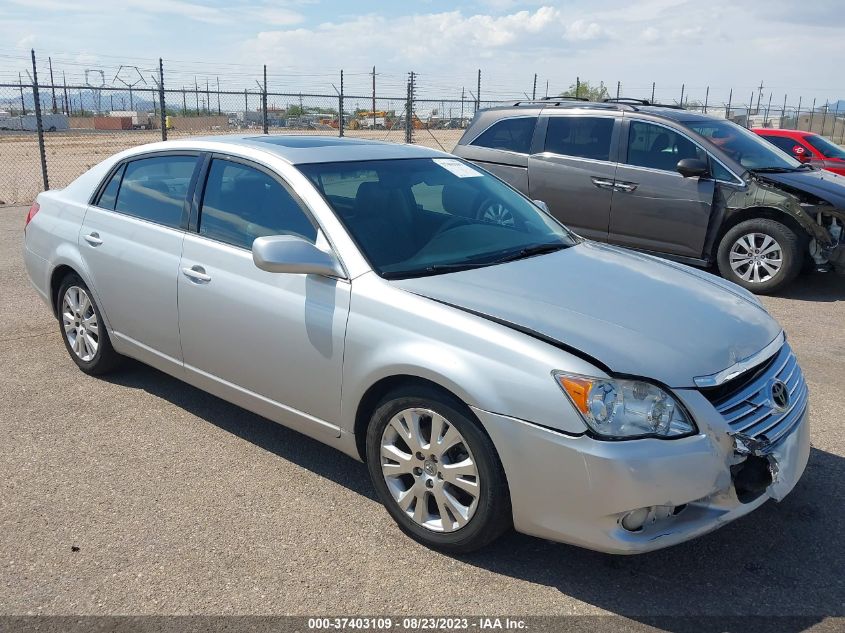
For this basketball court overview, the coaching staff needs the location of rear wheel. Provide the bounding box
[366,388,511,553]
[57,274,122,375]
[717,218,802,294]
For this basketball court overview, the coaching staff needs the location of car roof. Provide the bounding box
[751,128,810,137]
[155,134,448,165]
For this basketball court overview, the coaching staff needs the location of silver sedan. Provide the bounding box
[23,135,810,554]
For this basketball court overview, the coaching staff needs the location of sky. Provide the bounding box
[0,0,843,107]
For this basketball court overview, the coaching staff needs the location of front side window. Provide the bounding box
[199,159,316,250]
[682,119,801,172]
[806,134,845,160]
[299,157,576,279]
[760,134,810,157]
[114,155,197,228]
[627,121,706,172]
[470,117,536,154]
[545,116,615,161]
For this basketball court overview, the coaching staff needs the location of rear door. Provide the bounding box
[456,115,537,192]
[527,114,620,241]
[608,119,715,258]
[80,152,199,372]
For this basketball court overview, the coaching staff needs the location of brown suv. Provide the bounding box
[452,98,845,293]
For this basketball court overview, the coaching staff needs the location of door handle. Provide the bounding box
[181,265,211,283]
[591,177,616,190]
[614,181,639,193]
[83,232,103,246]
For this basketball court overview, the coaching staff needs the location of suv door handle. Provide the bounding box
[181,265,211,283]
[83,232,103,246]
[614,181,639,193]
[591,177,616,190]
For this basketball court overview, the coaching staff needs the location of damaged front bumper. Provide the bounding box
[472,389,810,555]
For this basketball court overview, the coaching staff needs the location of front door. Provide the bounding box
[608,119,715,259]
[528,114,619,241]
[177,155,350,440]
[79,153,198,372]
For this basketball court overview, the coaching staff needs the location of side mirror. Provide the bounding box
[252,235,345,278]
[533,199,550,213]
[677,158,710,178]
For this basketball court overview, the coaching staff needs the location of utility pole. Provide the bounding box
[532,73,537,100]
[371,66,377,130]
[476,69,481,113]
[48,56,57,113]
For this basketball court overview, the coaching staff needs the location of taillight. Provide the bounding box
[24,201,40,229]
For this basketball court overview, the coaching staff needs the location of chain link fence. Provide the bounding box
[2,52,844,205]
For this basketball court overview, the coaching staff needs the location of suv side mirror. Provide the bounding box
[677,158,710,178]
[252,235,345,278]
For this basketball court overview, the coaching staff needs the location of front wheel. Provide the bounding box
[366,388,511,553]
[716,218,802,294]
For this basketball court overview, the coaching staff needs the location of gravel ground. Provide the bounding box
[1,204,843,622]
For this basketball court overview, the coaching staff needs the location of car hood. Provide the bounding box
[391,241,781,388]
[756,168,845,207]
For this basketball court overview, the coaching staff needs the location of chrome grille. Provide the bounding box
[708,343,808,445]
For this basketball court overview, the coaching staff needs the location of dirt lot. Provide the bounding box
[0,128,463,206]
[1,205,843,622]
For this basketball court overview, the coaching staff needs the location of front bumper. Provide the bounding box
[472,388,810,554]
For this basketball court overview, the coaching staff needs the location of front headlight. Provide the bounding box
[553,372,696,439]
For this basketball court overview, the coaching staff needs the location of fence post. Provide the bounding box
[809,99,816,132]
[18,72,27,115]
[616,81,621,99]
[651,82,656,103]
[726,88,732,120]
[159,58,167,141]
[262,64,268,134]
[476,69,481,113]
[339,69,344,138]
[31,49,49,192]
[532,73,537,100]
[704,86,709,113]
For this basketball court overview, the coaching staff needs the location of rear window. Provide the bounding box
[544,116,614,161]
[470,117,536,154]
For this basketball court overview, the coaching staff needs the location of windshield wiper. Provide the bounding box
[750,166,806,173]
[486,242,569,264]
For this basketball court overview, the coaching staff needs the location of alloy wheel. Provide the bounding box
[62,286,99,362]
[729,232,784,283]
[380,407,480,532]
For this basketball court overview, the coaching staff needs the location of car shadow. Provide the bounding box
[104,361,842,628]
[777,272,845,302]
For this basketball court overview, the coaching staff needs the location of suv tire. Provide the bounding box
[717,218,802,294]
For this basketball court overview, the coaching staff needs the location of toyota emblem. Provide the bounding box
[770,379,789,412]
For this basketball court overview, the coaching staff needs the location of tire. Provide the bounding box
[716,218,803,294]
[56,274,122,375]
[366,387,511,553]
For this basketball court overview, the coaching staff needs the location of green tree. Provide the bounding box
[561,80,609,102]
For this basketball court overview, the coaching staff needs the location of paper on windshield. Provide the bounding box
[433,158,482,178]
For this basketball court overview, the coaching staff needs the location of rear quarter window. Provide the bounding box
[470,117,536,154]
[113,155,197,228]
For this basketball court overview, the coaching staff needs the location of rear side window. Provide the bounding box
[97,164,125,210]
[545,117,615,161]
[114,155,196,228]
[470,117,536,154]
[761,135,809,156]
[627,121,706,172]
[199,159,317,250]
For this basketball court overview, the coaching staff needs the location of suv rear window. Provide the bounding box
[470,117,536,154]
[545,117,614,161]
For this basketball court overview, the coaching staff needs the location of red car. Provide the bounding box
[753,128,845,176]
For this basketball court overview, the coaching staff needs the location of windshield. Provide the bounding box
[808,134,845,160]
[298,158,576,278]
[682,119,802,171]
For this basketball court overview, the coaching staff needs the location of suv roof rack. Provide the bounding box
[511,98,634,111]
[603,97,686,110]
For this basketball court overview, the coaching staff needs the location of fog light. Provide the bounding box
[621,507,649,532]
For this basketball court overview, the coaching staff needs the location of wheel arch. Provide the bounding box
[353,374,489,463]
[49,264,79,317]
[713,206,809,259]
